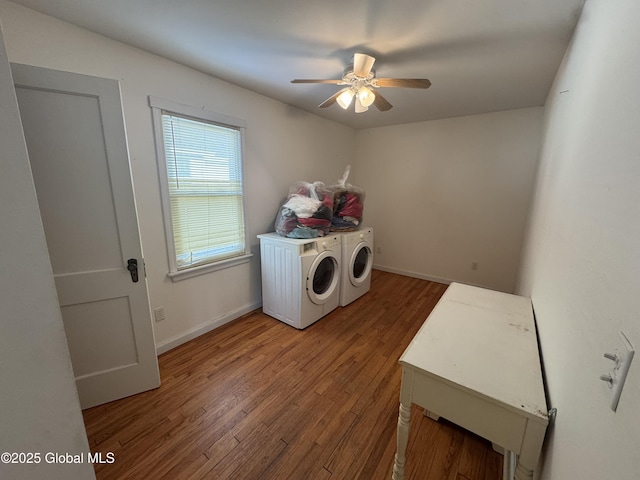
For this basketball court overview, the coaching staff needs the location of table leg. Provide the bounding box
[503,450,514,480]
[392,401,411,480]
[514,421,547,480]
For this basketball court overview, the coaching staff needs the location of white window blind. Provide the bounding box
[160,112,246,270]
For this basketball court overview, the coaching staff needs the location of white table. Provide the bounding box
[392,283,548,480]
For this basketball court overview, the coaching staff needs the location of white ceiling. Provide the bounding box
[9,0,585,129]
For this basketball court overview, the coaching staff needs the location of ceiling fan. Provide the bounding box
[291,53,431,113]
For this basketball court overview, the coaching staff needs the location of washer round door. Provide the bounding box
[306,251,339,305]
[349,242,373,287]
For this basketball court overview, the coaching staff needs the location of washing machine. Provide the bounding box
[339,227,374,306]
[257,232,341,329]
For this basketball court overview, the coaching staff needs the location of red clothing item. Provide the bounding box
[339,193,363,218]
[297,217,330,228]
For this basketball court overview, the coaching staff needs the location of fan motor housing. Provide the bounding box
[344,65,375,80]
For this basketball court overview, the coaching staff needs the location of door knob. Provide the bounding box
[127,258,139,283]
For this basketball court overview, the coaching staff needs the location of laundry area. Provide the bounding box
[259,167,374,329]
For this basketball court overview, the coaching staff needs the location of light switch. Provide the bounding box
[601,331,634,412]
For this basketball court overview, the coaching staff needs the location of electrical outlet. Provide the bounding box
[601,331,634,411]
[471,262,478,271]
[154,306,166,322]
[376,246,382,254]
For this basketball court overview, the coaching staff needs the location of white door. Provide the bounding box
[12,64,160,409]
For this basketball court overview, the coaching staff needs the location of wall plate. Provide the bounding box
[608,331,635,412]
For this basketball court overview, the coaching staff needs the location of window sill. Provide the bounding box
[167,253,253,282]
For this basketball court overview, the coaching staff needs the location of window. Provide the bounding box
[150,97,251,280]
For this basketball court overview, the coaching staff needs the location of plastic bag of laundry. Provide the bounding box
[274,181,333,238]
[328,165,365,231]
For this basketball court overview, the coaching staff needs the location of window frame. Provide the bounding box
[149,96,252,281]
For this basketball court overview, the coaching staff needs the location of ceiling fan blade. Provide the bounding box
[375,78,432,89]
[291,79,343,84]
[318,90,343,108]
[372,91,393,111]
[353,53,375,77]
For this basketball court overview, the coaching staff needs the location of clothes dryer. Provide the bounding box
[258,232,341,329]
[339,227,374,306]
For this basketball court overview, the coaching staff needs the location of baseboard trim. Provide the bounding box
[373,265,501,292]
[373,264,453,286]
[155,301,262,355]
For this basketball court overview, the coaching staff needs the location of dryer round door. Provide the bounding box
[349,242,373,287]
[306,251,339,305]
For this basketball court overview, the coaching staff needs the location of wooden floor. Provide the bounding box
[83,270,502,480]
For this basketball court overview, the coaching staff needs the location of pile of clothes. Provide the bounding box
[331,190,364,231]
[328,166,365,232]
[273,168,366,238]
[274,182,333,238]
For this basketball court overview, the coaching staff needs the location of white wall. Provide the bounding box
[516,0,640,478]
[6,2,635,478]
[354,107,543,292]
[0,1,354,351]
[0,18,94,480]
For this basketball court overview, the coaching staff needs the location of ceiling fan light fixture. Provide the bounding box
[336,88,354,109]
[355,96,368,114]
[291,53,430,114]
[357,86,375,107]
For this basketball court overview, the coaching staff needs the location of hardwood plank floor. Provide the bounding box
[83,270,502,480]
